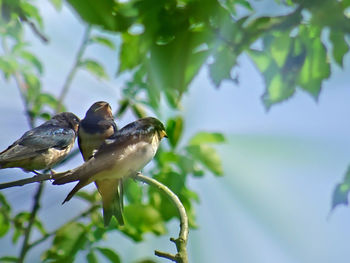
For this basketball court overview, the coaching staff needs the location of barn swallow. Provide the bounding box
[53,117,167,226]
[0,112,80,172]
[78,101,124,226]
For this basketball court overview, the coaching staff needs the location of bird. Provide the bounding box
[0,112,80,172]
[53,117,167,226]
[78,101,125,226]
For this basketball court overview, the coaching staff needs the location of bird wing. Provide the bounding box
[0,126,75,162]
[53,123,151,185]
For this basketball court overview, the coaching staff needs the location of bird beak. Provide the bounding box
[160,130,168,138]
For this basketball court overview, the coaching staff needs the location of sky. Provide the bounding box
[1,1,350,263]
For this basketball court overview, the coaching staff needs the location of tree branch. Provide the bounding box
[20,16,49,43]
[18,182,45,263]
[0,173,52,190]
[134,173,189,263]
[56,25,91,112]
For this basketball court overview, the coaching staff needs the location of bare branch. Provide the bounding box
[0,173,52,190]
[154,250,177,261]
[134,173,189,263]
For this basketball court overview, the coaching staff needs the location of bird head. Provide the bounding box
[85,101,113,120]
[129,117,167,140]
[52,112,80,133]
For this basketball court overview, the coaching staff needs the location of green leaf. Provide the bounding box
[80,59,108,79]
[20,2,43,28]
[0,194,11,235]
[248,31,308,109]
[189,132,225,145]
[75,191,97,203]
[270,32,291,68]
[0,213,10,237]
[0,57,19,79]
[119,33,147,73]
[297,27,331,99]
[124,180,143,204]
[23,73,41,103]
[96,247,121,263]
[86,250,98,263]
[49,0,63,11]
[186,145,223,176]
[20,51,43,74]
[332,166,350,210]
[67,0,133,31]
[332,183,350,210]
[209,45,237,87]
[42,222,87,261]
[166,116,184,148]
[90,35,116,50]
[329,31,349,68]
[34,218,47,235]
[0,256,18,262]
[123,204,166,241]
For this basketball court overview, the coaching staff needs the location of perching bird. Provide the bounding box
[78,101,124,226]
[53,117,167,226]
[0,112,80,172]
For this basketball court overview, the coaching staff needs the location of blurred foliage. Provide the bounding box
[1,0,350,262]
[67,0,350,110]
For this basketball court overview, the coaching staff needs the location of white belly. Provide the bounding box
[95,137,159,180]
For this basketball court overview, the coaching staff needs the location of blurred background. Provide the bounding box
[1,0,350,262]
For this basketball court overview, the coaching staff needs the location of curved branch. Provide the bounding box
[134,173,189,263]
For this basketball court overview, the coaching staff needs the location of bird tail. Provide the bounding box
[96,179,124,227]
[62,178,90,204]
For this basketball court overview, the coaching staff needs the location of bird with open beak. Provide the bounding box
[53,117,167,226]
[78,101,124,226]
[0,112,80,172]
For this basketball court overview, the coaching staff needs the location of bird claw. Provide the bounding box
[132,171,142,181]
[49,169,57,179]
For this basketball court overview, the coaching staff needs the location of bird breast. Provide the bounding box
[95,134,160,180]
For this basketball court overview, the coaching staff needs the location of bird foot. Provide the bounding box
[49,169,57,179]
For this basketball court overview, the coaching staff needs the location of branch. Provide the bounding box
[20,16,49,43]
[134,173,189,263]
[0,149,80,190]
[56,25,91,112]
[0,173,52,190]
[18,182,45,263]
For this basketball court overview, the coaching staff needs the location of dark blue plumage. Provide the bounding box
[0,112,80,171]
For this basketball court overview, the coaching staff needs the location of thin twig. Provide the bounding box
[56,26,91,112]
[134,173,189,263]
[20,16,49,43]
[18,182,45,263]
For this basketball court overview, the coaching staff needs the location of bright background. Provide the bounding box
[1,1,350,262]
